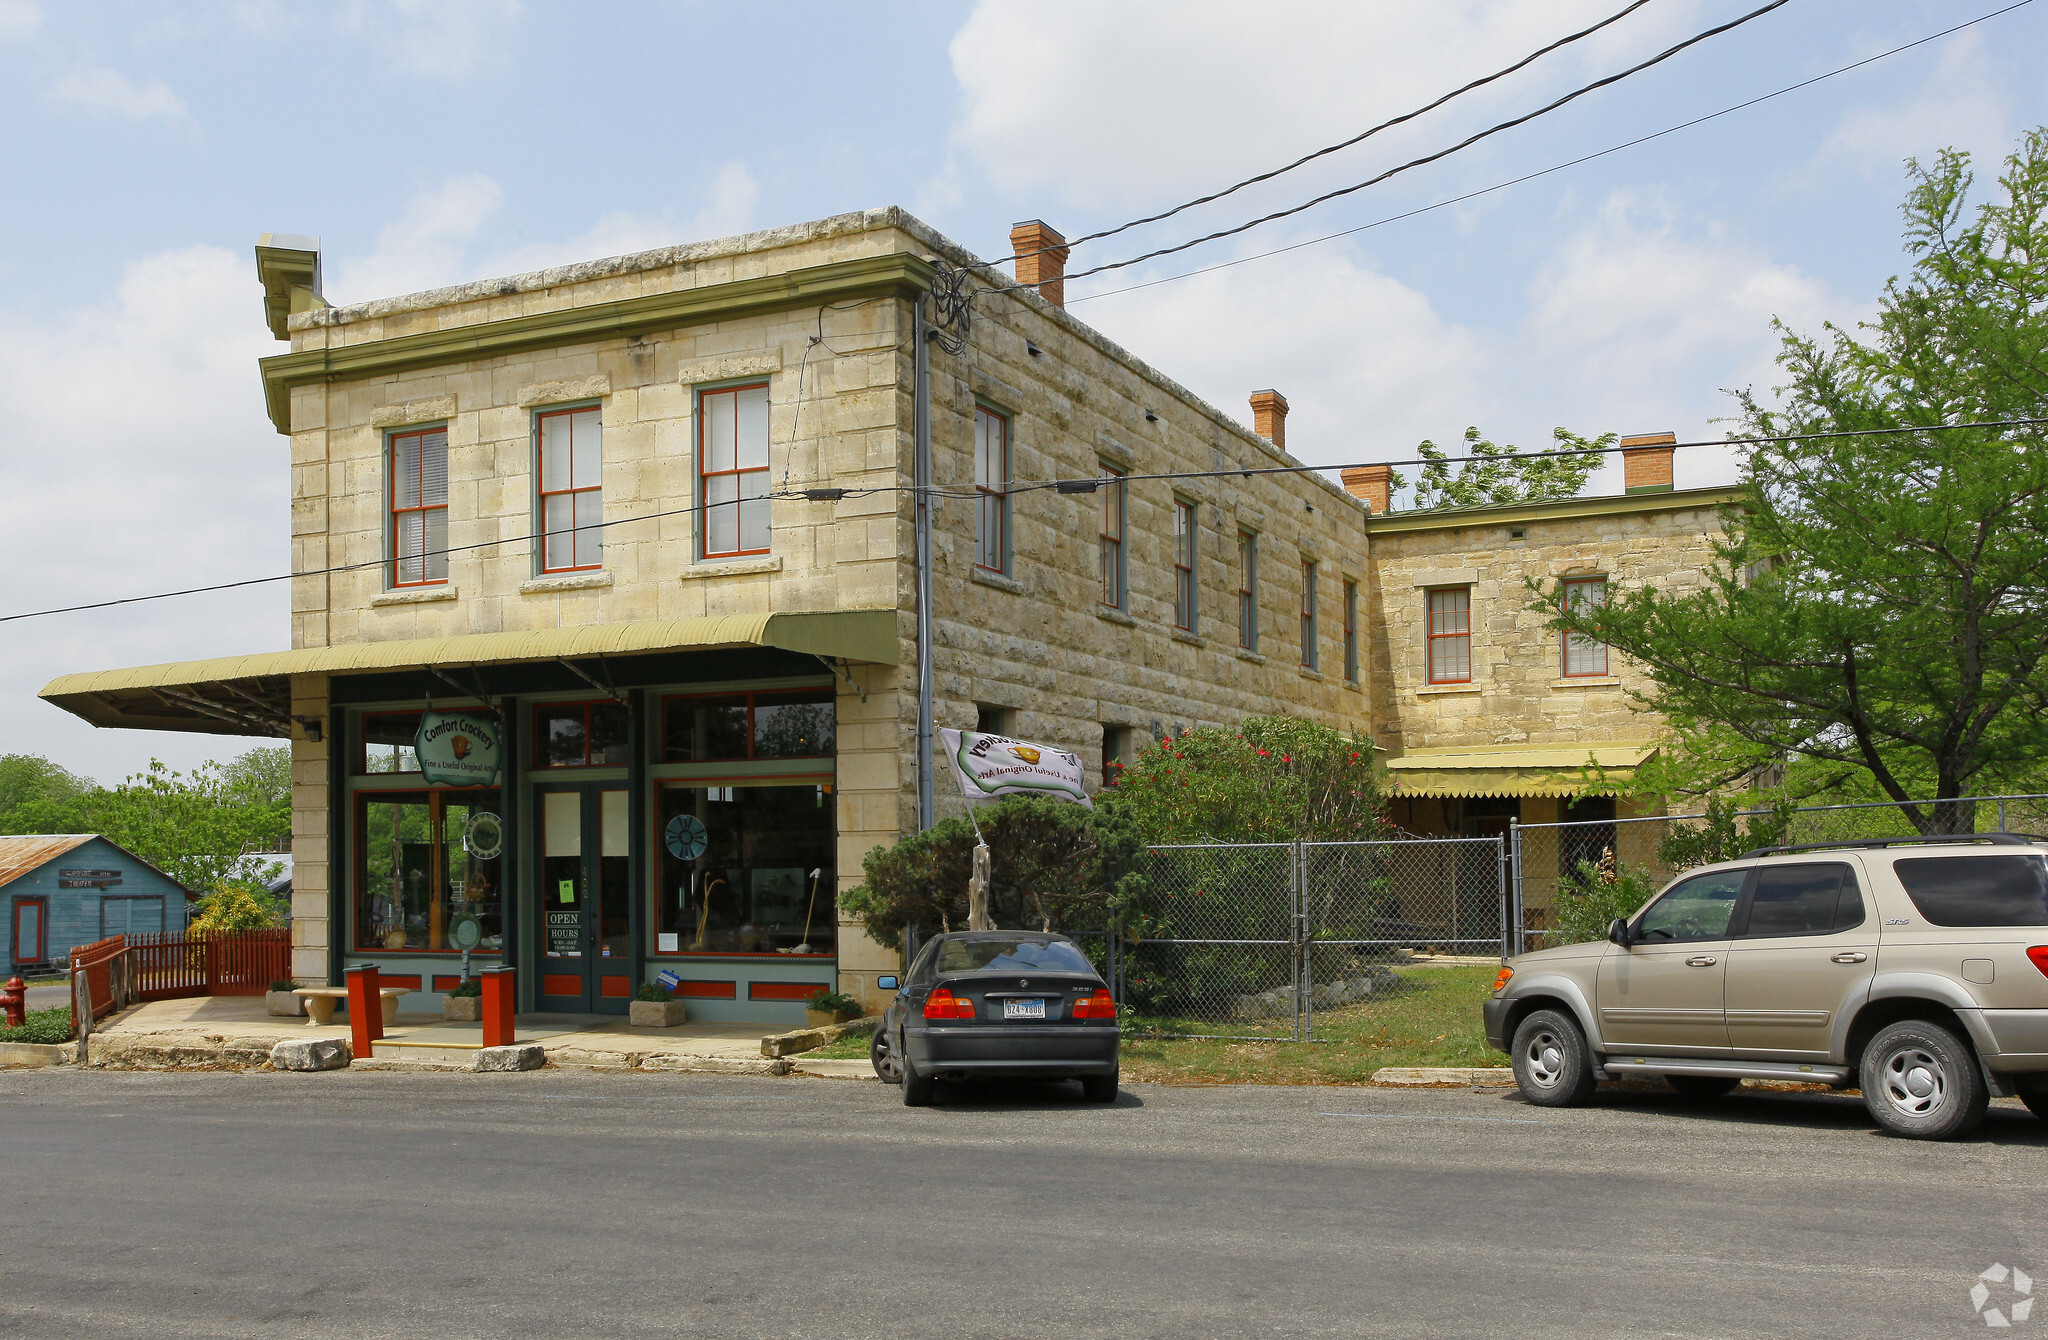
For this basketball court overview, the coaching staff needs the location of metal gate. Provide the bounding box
[1122,836,1508,1041]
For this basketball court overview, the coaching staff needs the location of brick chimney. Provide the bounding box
[1619,431,1676,494]
[1248,389,1289,451]
[1010,220,1070,308]
[1341,464,1392,514]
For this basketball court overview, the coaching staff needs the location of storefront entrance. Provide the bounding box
[535,782,634,1014]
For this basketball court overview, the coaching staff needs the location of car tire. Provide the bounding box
[1667,1075,1741,1099]
[1080,1072,1118,1104]
[870,1026,903,1085]
[901,1056,935,1107]
[1860,1019,1988,1140]
[1510,1008,1598,1107]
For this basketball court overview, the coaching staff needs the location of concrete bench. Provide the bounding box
[293,986,406,1028]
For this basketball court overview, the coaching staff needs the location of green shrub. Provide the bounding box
[1549,852,1665,947]
[634,982,673,1003]
[806,990,861,1016]
[0,1006,74,1045]
[268,979,295,993]
[445,979,483,999]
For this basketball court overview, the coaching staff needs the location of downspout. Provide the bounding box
[914,294,936,832]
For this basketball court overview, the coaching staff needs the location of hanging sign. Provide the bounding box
[414,710,502,788]
[939,729,1093,809]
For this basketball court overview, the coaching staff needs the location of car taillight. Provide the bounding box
[2028,947,2048,979]
[1491,966,1514,994]
[1072,989,1116,1020]
[923,988,973,1020]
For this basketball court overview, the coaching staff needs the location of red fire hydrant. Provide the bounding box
[0,976,26,1029]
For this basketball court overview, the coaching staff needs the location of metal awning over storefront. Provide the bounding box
[38,610,900,738]
[1384,742,1658,798]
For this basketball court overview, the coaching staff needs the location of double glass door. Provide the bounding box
[536,784,633,1014]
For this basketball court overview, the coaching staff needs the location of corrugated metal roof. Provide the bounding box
[0,835,97,891]
[1384,742,1657,798]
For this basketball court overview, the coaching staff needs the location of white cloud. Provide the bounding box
[338,0,521,80]
[0,245,285,782]
[330,173,504,302]
[47,64,191,125]
[0,0,41,41]
[1822,31,2009,178]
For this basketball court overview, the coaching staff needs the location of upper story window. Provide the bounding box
[700,383,771,559]
[1236,529,1258,651]
[1342,578,1359,683]
[537,406,603,573]
[1098,464,1125,609]
[1563,577,1610,676]
[1427,587,1472,684]
[534,700,630,768]
[390,426,448,587]
[1300,560,1319,669]
[1173,500,1197,632]
[974,406,1009,573]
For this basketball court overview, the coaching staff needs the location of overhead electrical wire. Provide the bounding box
[7,418,2040,627]
[1065,0,2037,307]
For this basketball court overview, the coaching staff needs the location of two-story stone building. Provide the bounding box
[39,207,1738,1020]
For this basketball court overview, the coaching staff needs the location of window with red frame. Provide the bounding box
[1173,500,1197,631]
[537,406,603,572]
[1098,464,1125,608]
[661,688,834,762]
[974,406,1008,572]
[1562,577,1610,677]
[533,700,630,768]
[390,427,448,586]
[1427,587,1472,683]
[700,383,770,558]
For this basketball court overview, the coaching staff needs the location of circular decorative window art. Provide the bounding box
[462,811,504,862]
[448,913,484,952]
[665,813,708,860]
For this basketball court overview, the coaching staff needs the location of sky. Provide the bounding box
[0,0,2042,784]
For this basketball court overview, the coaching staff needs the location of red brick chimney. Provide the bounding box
[1619,431,1676,494]
[1248,389,1289,451]
[1010,220,1069,308]
[1341,464,1392,514]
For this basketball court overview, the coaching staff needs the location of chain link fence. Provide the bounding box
[1513,792,2048,951]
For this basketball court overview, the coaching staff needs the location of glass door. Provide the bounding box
[535,784,633,1014]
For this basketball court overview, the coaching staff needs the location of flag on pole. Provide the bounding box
[939,728,1093,809]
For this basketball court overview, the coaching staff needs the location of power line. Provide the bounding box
[5,418,2039,627]
[1065,0,2036,307]
[1023,0,1659,259]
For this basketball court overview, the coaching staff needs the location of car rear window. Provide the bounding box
[1742,863,1864,937]
[935,938,1094,974]
[1894,854,2048,927]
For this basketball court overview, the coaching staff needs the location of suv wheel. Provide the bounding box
[1860,1019,1988,1140]
[1510,1009,1598,1107]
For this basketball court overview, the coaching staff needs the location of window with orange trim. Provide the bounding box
[1173,500,1197,631]
[974,406,1009,572]
[700,383,771,558]
[1098,463,1125,608]
[1427,587,1472,684]
[389,426,448,586]
[1562,577,1610,676]
[537,406,602,572]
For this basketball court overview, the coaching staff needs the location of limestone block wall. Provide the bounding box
[1365,492,1737,755]
[287,674,330,984]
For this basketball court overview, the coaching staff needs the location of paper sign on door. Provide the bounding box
[558,880,576,904]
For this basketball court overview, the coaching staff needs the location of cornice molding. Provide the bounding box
[1362,484,1748,534]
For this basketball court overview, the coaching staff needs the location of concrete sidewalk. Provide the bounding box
[82,996,795,1074]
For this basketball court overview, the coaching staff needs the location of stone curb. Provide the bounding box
[1371,1067,1516,1087]
[74,1031,796,1076]
[0,1040,79,1068]
[761,1017,875,1059]
[791,1057,878,1080]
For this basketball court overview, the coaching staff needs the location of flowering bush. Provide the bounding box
[1099,717,1388,844]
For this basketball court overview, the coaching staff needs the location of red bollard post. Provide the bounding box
[345,965,382,1058]
[480,966,514,1049]
[0,976,25,1029]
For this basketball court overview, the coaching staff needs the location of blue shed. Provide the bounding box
[1,836,194,971]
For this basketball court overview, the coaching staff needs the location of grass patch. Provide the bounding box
[803,1031,874,1060]
[1121,963,1500,1086]
[0,1006,75,1046]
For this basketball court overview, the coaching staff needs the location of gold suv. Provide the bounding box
[1484,835,2048,1139]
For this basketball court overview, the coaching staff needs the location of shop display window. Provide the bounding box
[534,700,630,768]
[358,711,424,775]
[655,783,834,955]
[355,789,503,953]
[661,688,833,762]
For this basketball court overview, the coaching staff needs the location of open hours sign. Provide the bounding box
[547,910,581,955]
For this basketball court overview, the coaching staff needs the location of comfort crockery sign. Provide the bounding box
[940,728,1092,809]
[414,710,502,787]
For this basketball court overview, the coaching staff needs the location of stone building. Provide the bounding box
[38,206,1735,1015]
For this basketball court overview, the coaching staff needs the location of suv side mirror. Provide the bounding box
[876,975,899,991]
[1607,918,1634,948]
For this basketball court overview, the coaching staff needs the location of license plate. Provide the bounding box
[1002,998,1046,1020]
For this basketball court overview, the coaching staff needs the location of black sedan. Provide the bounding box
[869,931,1121,1105]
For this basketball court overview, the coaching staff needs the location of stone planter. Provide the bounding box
[443,995,482,1021]
[630,999,688,1028]
[265,990,304,1018]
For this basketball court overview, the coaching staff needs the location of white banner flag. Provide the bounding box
[940,728,1093,809]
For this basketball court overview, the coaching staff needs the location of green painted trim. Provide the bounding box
[1624,483,1676,495]
[1362,484,1747,534]
[260,251,936,434]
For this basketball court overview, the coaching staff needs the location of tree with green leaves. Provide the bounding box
[1393,426,1605,512]
[1098,716,1387,844]
[1545,130,2048,832]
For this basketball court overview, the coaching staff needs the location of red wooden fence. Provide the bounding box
[67,929,293,1033]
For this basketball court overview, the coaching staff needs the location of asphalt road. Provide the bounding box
[1,1069,2043,1339]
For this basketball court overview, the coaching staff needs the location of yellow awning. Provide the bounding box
[1384,742,1657,798]
[39,609,900,737]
